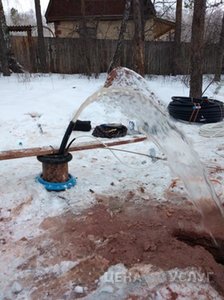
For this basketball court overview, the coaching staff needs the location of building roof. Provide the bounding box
[8,25,32,32]
[153,17,175,39]
[45,0,156,23]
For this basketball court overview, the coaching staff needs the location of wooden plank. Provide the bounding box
[0,136,147,161]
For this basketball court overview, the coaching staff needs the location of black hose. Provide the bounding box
[58,121,76,154]
[168,97,224,123]
[37,152,73,164]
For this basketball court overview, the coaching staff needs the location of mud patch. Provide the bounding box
[17,195,224,299]
[174,208,224,267]
[174,230,224,265]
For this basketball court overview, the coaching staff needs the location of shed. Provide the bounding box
[45,0,175,40]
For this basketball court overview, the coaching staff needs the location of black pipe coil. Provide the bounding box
[92,123,127,138]
[168,96,224,123]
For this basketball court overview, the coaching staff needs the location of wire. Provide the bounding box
[66,137,76,152]
[105,147,166,161]
[65,134,166,169]
[202,78,215,96]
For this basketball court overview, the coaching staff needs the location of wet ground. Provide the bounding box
[10,192,224,299]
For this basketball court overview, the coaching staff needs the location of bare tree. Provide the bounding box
[133,0,145,76]
[108,0,132,73]
[189,0,206,98]
[153,0,176,17]
[0,0,10,75]
[9,8,36,26]
[214,12,224,81]
[34,0,47,72]
[79,0,92,76]
[173,0,182,75]
[80,0,87,37]
[0,0,24,75]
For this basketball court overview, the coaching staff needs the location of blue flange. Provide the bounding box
[36,174,76,191]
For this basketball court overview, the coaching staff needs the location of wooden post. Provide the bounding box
[37,153,73,182]
[27,27,35,72]
[42,163,69,182]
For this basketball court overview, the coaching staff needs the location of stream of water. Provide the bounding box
[71,75,223,218]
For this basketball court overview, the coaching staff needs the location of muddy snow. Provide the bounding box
[0,72,224,299]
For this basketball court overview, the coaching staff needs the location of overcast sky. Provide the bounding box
[2,0,223,14]
[2,0,49,13]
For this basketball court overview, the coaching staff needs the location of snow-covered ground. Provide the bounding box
[0,72,224,299]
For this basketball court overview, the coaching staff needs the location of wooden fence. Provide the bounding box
[11,36,218,75]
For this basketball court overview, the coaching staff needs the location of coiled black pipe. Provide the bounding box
[168,97,224,123]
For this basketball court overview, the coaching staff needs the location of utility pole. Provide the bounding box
[34,0,47,72]
[0,0,10,76]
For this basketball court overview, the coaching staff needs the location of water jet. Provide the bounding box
[69,67,223,217]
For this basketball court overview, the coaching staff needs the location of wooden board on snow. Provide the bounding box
[0,135,147,161]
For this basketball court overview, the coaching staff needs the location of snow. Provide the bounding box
[74,285,85,294]
[0,72,224,299]
[85,264,222,300]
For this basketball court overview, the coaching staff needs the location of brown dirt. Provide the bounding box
[16,194,224,299]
